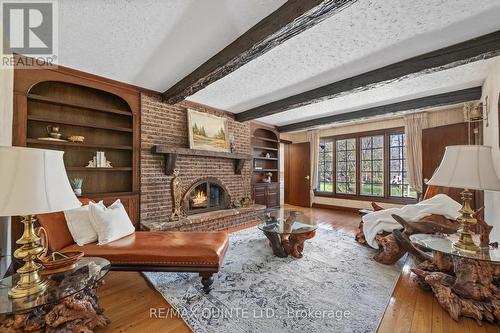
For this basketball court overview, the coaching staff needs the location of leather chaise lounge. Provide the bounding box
[36,199,229,294]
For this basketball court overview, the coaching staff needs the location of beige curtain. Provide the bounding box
[404,112,428,195]
[307,130,320,207]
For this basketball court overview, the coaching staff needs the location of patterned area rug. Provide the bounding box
[144,227,403,333]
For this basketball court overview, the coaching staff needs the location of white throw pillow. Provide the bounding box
[88,199,135,245]
[64,203,102,246]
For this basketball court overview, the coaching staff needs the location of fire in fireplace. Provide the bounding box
[191,188,208,208]
[183,177,230,214]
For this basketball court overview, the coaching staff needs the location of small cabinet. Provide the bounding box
[252,183,280,208]
[253,184,267,206]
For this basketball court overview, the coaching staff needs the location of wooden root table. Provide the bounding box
[408,234,500,325]
[258,208,318,258]
[0,257,111,332]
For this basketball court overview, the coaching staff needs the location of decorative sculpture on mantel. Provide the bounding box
[170,169,184,221]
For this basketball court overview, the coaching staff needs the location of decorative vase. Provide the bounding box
[74,188,82,197]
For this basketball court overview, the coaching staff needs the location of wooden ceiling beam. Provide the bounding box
[236,31,500,122]
[277,87,482,132]
[162,0,357,104]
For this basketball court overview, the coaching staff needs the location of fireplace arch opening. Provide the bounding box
[182,177,231,214]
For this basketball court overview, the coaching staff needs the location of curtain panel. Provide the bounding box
[404,112,428,195]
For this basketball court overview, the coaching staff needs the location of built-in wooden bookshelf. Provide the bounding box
[251,123,280,207]
[24,81,135,197]
[13,66,140,240]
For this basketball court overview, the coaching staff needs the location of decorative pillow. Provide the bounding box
[64,202,103,246]
[88,199,135,245]
[37,198,91,252]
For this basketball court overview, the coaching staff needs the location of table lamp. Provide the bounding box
[0,146,81,298]
[427,145,500,253]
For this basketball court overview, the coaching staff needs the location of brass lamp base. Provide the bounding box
[9,215,48,298]
[453,230,481,253]
[453,189,480,254]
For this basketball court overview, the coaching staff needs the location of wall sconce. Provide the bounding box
[463,97,489,127]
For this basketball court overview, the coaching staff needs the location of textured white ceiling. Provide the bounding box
[189,0,500,117]
[54,0,500,128]
[57,0,286,90]
[259,58,495,127]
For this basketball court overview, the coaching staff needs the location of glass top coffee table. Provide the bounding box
[410,233,500,262]
[258,208,318,258]
[0,257,111,332]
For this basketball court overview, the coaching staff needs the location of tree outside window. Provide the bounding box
[336,138,356,194]
[360,135,384,197]
[318,139,333,192]
[389,133,417,199]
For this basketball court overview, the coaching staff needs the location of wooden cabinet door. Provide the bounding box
[266,183,279,207]
[253,185,267,206]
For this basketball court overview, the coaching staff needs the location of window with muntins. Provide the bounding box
[315,128,417,203]
[335,138,356,194]
[360,135,384,197]
[318,139,333,192]
[389,133,417,199]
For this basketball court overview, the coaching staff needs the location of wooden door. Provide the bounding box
[422,122,468,203]
[285,142,311,207]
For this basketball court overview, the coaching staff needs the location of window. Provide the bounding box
[360,135,384,196]
[318,139,333,192]
[389,133,417,199]
[315,128,417,203]
[336,138,356,194]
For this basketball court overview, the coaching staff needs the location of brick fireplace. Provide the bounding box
[140,94,264,231]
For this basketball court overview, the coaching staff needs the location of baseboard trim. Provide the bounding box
[312,203,360,213]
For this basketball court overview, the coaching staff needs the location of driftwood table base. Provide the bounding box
[0,281,110,333]
[402,228,500,325]
[263,230,316,258]
[412,254,500,325]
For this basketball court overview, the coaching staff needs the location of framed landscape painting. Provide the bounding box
[187,109,230,152]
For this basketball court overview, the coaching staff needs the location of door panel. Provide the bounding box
[253,184,266,206]
[285,142,311,207]
[422,122,468,203]
[267,183,279,207]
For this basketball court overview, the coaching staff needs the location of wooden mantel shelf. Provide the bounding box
[151,145,252,175]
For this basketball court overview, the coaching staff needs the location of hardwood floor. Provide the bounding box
[99,206,498,333]
[100,271,190,333]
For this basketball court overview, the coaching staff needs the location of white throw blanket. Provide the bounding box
[362,194,462,249]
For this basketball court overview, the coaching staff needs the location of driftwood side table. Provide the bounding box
[409,234,500,324]
[0,257,111,332]
[258,208,318,258]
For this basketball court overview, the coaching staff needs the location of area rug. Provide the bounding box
[144,227,403,333]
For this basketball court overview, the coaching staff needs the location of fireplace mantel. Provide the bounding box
[151,145,252,175]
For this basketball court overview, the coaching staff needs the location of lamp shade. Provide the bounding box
[427,145,500,191]
[0,146,81,216]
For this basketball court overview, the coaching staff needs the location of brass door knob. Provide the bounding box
[305,175,310,181]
